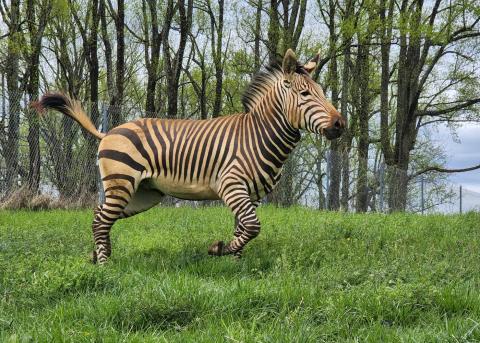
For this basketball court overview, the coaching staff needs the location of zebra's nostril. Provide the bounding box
[334,119,341,129]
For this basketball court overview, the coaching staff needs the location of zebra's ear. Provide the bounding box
[303,51,320,75]
[282,49,297,79]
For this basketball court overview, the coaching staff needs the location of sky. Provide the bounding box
[433,123,480,212]
[435,123,480,193]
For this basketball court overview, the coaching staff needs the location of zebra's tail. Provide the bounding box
[32,92,105,140]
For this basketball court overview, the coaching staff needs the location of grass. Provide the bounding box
[1,206,480,342]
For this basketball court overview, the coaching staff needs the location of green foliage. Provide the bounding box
[51,0,70,20]
[1,207,479,341]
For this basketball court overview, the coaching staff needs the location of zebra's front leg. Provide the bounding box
[232,200,260,259]
[232,216,243,259]
[208,193,260,257]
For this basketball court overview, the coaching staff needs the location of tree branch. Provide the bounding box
[415,98,480,117]
[411,163,480,179]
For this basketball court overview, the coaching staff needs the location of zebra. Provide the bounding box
[35,49,345,264]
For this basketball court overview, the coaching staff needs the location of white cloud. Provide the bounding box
[435,123,480,194]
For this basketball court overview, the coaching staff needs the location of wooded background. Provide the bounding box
[0,0,479,212]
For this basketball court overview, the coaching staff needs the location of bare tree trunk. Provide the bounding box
[49,7,86,198]
[267,0,280,63]
[315,137,326,209]
[71,0,100,194]
[326,0,340,210]
[387,0,420,211]
[379,0,394,167]
[143,0,167,115]
[253,0,263,72]
[355,41,370,213]
[4,0,21,194]
[353,3,375,213]
[212,0,224,118]
[198,0,226,118]
[144,0,157,114]
[163,0,193,118]
[110,0,125,127]
[25,0,51,192]
[87,0,100,194]
[339,0,353,211]
[340,147,350,210]
[100,0,114,103]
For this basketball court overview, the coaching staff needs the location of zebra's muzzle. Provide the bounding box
[323,116,345,140]
[324,127,343,140]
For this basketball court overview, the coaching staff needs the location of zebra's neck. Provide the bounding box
[246,99,301,164]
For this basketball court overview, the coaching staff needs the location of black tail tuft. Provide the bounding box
[35,92,72,116]
[33,91,105,140]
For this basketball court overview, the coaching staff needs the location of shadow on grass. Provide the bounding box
[115,243,276,279]
[110,301,198,332]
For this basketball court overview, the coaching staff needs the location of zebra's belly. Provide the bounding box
[148,177,220,201]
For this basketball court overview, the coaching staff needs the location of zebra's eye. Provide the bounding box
[300,90,310,97]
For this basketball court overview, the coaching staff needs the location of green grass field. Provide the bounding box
[1,207,479,342]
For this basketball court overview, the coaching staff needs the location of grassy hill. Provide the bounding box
[1,207,479,342]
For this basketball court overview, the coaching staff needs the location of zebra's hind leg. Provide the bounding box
[92,202,127,264]
[92,182,134,264]
[92,179,164,264]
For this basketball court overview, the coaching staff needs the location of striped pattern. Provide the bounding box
[37,49,345,264]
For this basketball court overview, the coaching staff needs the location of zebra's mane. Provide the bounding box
[241,61,309,113]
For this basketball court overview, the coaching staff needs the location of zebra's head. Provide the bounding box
[282,49,346,140]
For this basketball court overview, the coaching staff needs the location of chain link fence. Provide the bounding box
[0,92,145,209]
[1,91,478,213]
[288,144,480,214]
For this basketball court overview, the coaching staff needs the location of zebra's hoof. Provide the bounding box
[233,251,242,260]
[91,250,98,264]
[208,240,225,256]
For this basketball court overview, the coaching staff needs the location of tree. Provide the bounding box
[44,4,87,198]
[70,0,100,193]
[267,0,306,63]
[354,2,374,212]
[140,0,173,115]
[206,0,225,118]
[253,0,262,72]
[163,0,193,118]
[186,19,209,120]
[322,0,341,210]
[106,0,125,127]
[99,0,114,104]
[380,0,480,211]
[23,0,52,192]
[1,0,21,195]
[339,0,354,211]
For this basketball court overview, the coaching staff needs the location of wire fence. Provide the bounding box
[290,147,480,214]
[1,92,479,213]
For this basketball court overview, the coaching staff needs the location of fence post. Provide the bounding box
[98,104,108,204]
[420,175,424,215]
[326,150,331,209]
[379,162,385,212]
[459,185,463,214]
